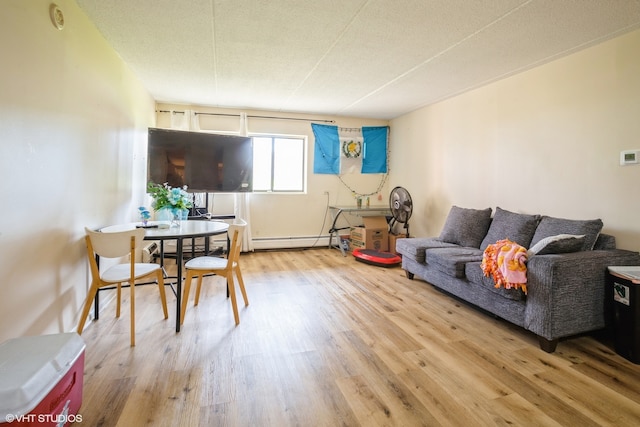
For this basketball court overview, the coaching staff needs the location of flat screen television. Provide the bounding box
[147,128,253,193]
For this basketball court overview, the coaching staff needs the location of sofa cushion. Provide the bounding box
[530,216,603,251]
[480,207,540,250]
[395,237,458,263]
[439,206,493,248]
[594,233,616,250]
[465,261,526,301]
[425,247,483,279]
[527,234,586,256]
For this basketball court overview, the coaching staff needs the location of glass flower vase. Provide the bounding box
[156,207,188,227]
[172,208,189,226]
[155,208,174,224]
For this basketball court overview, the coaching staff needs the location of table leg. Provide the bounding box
[328,208,348,256]
[159,241,165,268]
[328,208,340,248]
[226,234,231,298]
[175,238,183,332]
[94,286,100,320]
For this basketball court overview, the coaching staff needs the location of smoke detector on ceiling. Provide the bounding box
[50,4,64,30]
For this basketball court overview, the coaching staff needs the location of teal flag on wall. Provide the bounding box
[362,126,388,173]
[312,123,340,174]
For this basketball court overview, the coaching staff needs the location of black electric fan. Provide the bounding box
[389,186,413,237]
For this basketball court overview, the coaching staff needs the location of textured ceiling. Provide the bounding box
[75,0,640,119]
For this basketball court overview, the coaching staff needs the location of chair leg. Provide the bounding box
[181,271,195,325]
[77,281,100,335]
[156,270,168,319]
[235,267,249,307]
[116,282,122,318]
[227,272,240,325]
[194,275,204,306]
[130,280,135,347]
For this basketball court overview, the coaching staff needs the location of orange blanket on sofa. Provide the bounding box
[481,239,528,294]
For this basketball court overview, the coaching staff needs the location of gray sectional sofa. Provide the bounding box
[396,206,640,352]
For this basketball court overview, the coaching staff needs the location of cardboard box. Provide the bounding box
[350,216,389,252]
[389,233,407,255]
[0,333,85,427]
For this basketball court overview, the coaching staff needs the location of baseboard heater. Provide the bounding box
[252,235,330,250]
[141,242,159,263]
[143,236,331,255]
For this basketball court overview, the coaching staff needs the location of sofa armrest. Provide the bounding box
[524,249,640,341]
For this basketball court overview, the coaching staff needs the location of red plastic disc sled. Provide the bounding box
[352,248,401,267]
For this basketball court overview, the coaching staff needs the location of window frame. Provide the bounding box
[250,133,307,194]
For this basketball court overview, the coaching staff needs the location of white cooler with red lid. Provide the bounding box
[0,333,85,426]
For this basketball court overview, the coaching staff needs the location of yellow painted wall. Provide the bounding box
[390,29,640,251]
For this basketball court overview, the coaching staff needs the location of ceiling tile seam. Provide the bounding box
[278,0,372,111]
[338,0,535,114]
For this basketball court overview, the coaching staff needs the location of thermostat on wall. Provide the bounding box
[620,149,640,166]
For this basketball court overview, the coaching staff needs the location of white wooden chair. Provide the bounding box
[78,227,168,346]
[180,219,249,326]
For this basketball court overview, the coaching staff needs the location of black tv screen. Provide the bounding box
[147,128,253,193]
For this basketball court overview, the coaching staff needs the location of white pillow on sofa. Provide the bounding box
[527,234,586,257]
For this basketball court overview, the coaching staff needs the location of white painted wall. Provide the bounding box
[389,29,640,251]
[0,0,155,342]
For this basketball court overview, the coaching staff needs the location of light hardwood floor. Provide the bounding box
[78,248,640,426]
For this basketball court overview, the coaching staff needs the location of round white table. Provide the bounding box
[99,220,229,332]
